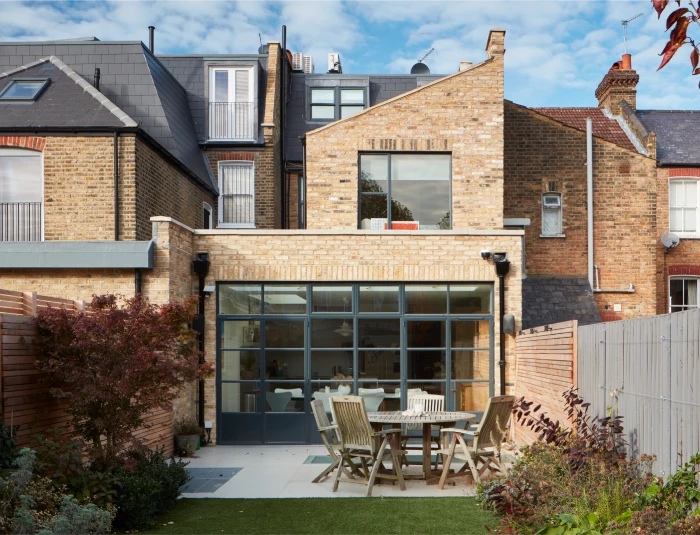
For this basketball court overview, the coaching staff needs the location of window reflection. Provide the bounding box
[405,286,447,314]
[359,285,399,313]
[358,350,399,381]
[265,382,304,412]
[263,285,306,314]
[219,285,262,314]
[312,286,353,313]
[450,285,492,314]
[407,351,446,380]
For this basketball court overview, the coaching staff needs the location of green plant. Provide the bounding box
[36,496,113,535]
[636,453,700,520]
[0,420,19,469]
[114,448,190,530]
[174,417,202,436]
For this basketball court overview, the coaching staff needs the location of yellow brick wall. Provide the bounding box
[304,34,505,231]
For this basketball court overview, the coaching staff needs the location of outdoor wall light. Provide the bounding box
[480,250,491,260]
[492,252,508,263]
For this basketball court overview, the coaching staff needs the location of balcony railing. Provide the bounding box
[209,102,256,140]
[0,202,42,241]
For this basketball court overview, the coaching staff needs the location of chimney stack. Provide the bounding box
[595,54,639,115]
[485,29,506,58]
[148,26,155,54]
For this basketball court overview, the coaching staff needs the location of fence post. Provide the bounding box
[22,291,37,317]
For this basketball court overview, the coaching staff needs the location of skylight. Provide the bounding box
[0,78,50,101]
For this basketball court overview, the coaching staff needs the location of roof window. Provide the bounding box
[0,78,51,101]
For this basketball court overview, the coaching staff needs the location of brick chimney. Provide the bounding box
[486,29,506,58]
[595,53,639,115]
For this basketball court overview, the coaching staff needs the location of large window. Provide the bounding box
[209,67,255,140]
[670,278,699,312]
[0,148,42,241]
[541,192,563,237]
[218,161,254,228]
[359,153,451,230]
[670,179,698,235]
[309,87,366,121]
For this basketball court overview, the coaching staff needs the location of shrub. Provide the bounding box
[113,448,190,530]
[0,420,18,470]
[174,416,202,436]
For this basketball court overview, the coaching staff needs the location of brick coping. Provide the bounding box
[150,217,524,237]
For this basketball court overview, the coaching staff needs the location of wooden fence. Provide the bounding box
[578,309,700,478]
[0,289,173,454]
[513,320,578,444]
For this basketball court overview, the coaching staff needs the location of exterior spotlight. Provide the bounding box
[480,250,491,260]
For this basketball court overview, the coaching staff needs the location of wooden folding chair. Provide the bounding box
[401,394,444,469]
[437,395,514,488]
[310,399,359,483]
[330,395,406,497]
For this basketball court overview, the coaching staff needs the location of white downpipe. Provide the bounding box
[587,118,594,290]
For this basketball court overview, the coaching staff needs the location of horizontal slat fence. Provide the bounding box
[514,320,577,444]
[578,309,700,478]
[0,290,173,455]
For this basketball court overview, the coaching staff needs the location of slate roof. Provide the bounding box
[0,58,127,128]
[0,41,215,193]
[285,72,444,161]
[522,278,601,330]
[531,107,637,152]
[635,110,700,166]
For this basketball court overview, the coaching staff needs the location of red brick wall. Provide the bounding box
[504,101,658,320]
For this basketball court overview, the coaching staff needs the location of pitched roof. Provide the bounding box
[0,56,135,128]
[635,110,700,166]
[522,278,601,330]
[532,107,637,152]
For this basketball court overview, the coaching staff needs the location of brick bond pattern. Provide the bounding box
[504,101,658,320]
[304,32,505,232]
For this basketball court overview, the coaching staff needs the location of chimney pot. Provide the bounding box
[459,61,473,72]
[621,53,632,70]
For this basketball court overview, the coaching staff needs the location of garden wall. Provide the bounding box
[513,320,578,444]
[0,289,173,453]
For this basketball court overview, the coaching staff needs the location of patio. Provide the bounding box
[180,445,479,498]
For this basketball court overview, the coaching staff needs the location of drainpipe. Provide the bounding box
[281,25,287,228]
[94,68,100,91]
[301,136,307,229]
[587,117,594,290]
[114,132,119,241]
[494,255,511,396]
[134,268,142,295]
[192,253,211,428]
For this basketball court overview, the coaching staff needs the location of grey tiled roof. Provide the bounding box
[522,278,601,330]
[0,41,214,192]
[285,72,444,162]
[0,60,125,128]
[636,110,700,166]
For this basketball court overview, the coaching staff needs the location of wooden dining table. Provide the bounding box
[367,411,476,483]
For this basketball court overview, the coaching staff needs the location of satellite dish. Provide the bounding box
[410,62,430,74]
[661,232,680,249]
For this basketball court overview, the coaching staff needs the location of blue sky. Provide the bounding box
[2,0,699,109]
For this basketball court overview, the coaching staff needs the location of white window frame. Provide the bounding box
[208,66,256,141]
[202,202,213,229]
[540,191,564,238]
[669,178,700,239]
[218,160,255,229]
[0,147,44,241]
[669,276,700,313]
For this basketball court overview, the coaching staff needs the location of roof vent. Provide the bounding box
[410,62,430,74]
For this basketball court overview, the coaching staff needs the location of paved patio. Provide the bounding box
[179,445,478,498]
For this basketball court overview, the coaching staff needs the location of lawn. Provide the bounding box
[139,497,497,535]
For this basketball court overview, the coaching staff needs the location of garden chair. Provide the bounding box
[437,395,514,488]
[330,395,406,497]
[265,391,292,412]
[401,394,444,468]
[310,399,362,483]
[359,391,386,412]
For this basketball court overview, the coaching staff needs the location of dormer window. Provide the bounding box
[309,87,366,121]
[0,78,50,101]
[208,67,255,140]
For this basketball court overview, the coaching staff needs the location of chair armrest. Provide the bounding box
[318,424,338,432]
[439,427,478,435]
[374,428,401,436]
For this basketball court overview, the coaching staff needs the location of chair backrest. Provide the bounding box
[358,387,384,394]
[312,391,334,413]
[406,394,444,430]
[275,387,303,398]
[311,399,337,446]
[359,392,385,412]
[265,391,292,412]
[330,396,375,452]
[394,388,425,397]
[474,395,515,450]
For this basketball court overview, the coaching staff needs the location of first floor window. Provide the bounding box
[219,161,254,228]
[309,87,366,121]
[202,202,213,229]
[670,278,699,312]
[670,179,698,234]
[541,192,562,236]
[0,148,43,241]
[359,153,451,230]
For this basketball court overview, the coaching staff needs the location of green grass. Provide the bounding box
[139,497,496,535]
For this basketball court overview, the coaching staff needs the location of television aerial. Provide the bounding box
[661,231,680,253]
[411,47,434,74]
[621,13,643,54]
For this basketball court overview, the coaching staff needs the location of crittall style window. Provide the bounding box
[541,192,563,236]
[670,278,699,312]
[309,87,365,121]
[359,153,451,230]
[218,161,254,228]
[670,179,698,234]
[0,148,42,241]
[209,67,255,140]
